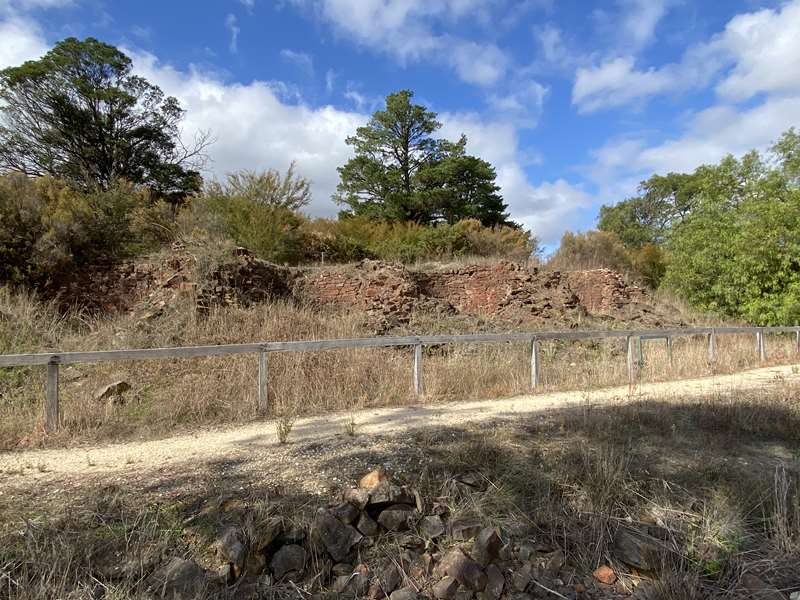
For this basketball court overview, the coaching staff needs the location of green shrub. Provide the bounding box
[0,174,170,286]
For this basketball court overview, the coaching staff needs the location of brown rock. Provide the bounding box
[369,483,416,509]
[332,562,354,576]
[270,544,306,580]
[437,548,487,591]
[592,565,616,585]
[472,528,502,566]
[544,549,565,574]
[612,527,663,571]
[432,576,459,599]
[377,505,415,532]
[450,519,483,541]
[360,468,390,490]
[408,553,434,579]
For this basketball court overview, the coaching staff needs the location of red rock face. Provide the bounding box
[48,250,672,329]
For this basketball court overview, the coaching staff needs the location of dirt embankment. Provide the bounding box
[49,245,683,332]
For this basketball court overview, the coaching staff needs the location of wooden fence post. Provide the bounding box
[530,339,541,390]
[666,336,673,368]
[707,329,716,363]
[45,357,59,433]
[257,350,268,413]
[757,330,766,362]
[626,336,636,386]
[795,328,800,354]
[413,343,424,396]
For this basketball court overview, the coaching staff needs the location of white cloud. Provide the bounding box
[0,15,47,68]
[572,0,800,113]
[487,80,548,128]
[325,68,336,93]
[288,0,510,86]
[280,49,314,74]
[130,51,367,217]
[440,113,591,243]
[239,0,255,11]
[714,1,800,101]
[224,13,239,54]
[617,0,669,50]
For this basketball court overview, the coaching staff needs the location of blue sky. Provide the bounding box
[1,0,799,246]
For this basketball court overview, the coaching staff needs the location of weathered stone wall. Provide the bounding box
[564,269,648,315]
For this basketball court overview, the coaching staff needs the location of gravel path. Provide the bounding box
[1,364,796,487]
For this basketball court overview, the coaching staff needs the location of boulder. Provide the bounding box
[215,527,246,576]
[369,483,416,509]
[432,576,460,599]
[313,508,363,562]
[472,528,502,566]
[437,548,487,592]
[332,501,361,524]
[377,505,415,532]
[356,511,380,537]
[148,557,207,600]
[270,544,306,580]
[612,526,664,571]
[511,562,532,592]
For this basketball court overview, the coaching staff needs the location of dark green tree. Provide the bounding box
[598,172,701,247]
[0,37,209,204]
[335,90,509,226]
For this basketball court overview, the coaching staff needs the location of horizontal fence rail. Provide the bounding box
[1,326,798,433]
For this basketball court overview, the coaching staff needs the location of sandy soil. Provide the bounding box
[1,363,796,488]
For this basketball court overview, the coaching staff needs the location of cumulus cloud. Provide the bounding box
[572,0,800,113]
[0,14,47,68]
[287,0,510,86]
[617,0,669,50]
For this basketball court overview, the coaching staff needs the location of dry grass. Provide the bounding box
[1,284,798,450]
[2,383,798,599]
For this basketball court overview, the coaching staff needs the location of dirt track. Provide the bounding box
[1,364,796,486]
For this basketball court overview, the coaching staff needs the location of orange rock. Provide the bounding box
[575,582,587,594]
[593,565,617,585]
[359,468,390,490]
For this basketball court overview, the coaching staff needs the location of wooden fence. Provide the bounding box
[1,326,798,433]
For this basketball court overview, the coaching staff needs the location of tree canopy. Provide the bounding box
[335,90,510,226]
[0,37,208,203]
[595,128,800,325]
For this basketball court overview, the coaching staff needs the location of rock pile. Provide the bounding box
[145,468,681,599]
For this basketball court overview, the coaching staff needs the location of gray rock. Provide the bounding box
[612,526,663,571]
[356,511,380,537]
[419,515,446,539]
[270,544,306,579]
[472,528,502,566]
[437,548,487,592]
[344,487,371,510]
[450,519,482,541]
[369,483,416,509]
[215,527,246,574]
[332,501,361,524]
[332,562,354,576]
[390,587,418,600]
[94,380,131,402]
[433,576,460,599]
[148,557,207,600]
[377,505,415,532]
[334,563,370,596]
[484,564,504,599]
[313,508,363,562]
[516,542,536,562]
[511,562,532,592]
